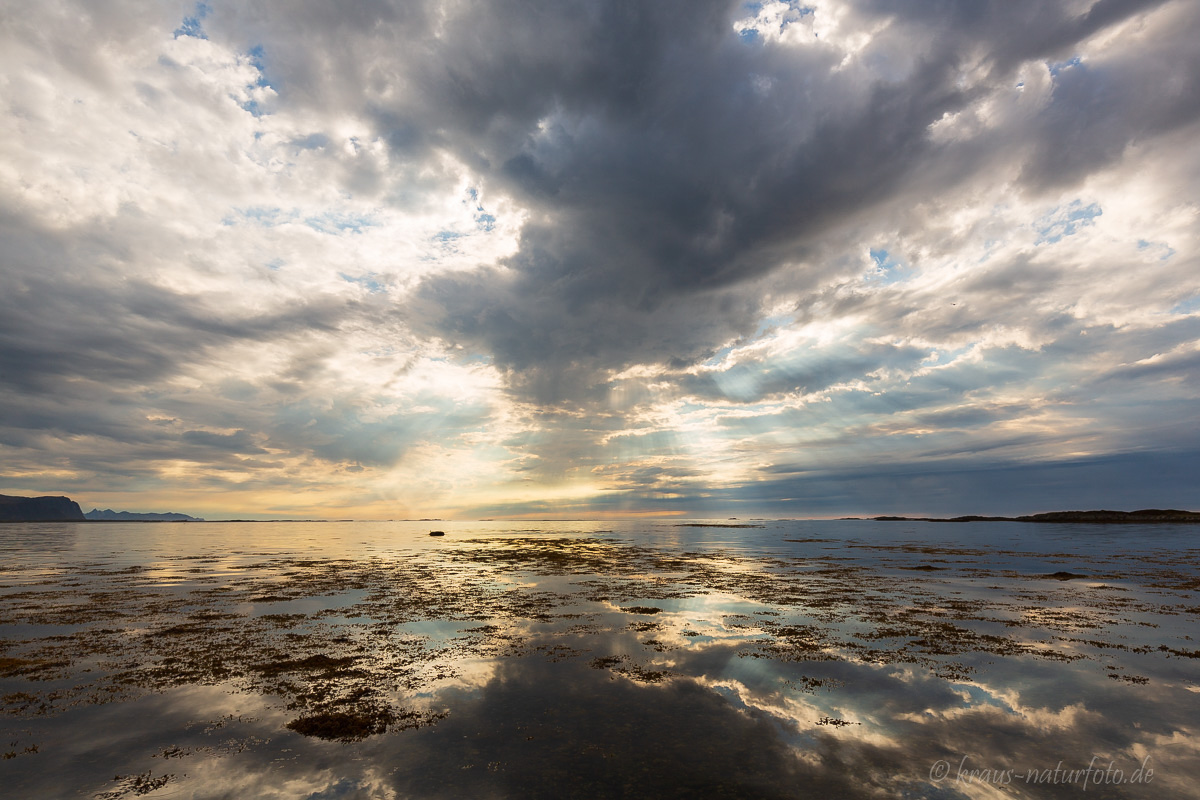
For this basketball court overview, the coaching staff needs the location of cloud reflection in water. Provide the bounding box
[1,520,1197,798]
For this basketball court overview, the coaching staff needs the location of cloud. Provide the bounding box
[395,0,1193,393]
[1,0,1197,515]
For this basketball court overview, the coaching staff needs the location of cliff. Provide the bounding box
[0,494,86,521]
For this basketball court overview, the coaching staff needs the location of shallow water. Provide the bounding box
[1,519,1198,798]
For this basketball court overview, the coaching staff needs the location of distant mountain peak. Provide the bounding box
[84,508,205,522]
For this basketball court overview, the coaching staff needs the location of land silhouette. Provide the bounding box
[869,509,1200,523]
[1,494,1197,523]
[0,494,84,521]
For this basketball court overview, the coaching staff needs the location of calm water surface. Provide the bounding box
[1,519,1197,798]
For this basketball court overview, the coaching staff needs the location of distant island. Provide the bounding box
[869,509,1200,523]
[85,509,205,522]
[0,494,203,522]
[0,494,85,521]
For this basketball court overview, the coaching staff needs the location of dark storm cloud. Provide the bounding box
[1018,8,1200,190]
[0,207,444,477]
[461,446,1200,518]
[180,429,267,453]
[744,449,1200,516]
[262,0,1193,402]
[858,0,1170,70]
[405,21,969,393]
[0,211,346,394]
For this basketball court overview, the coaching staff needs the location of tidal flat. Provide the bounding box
[1,519,1198,799]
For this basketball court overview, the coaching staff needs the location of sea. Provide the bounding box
[1,518,1197,799]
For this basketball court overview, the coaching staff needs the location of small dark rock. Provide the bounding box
[285,708,395,741]
[1046,571,1087,580]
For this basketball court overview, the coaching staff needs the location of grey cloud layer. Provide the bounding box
[2,0,1198,514]
[284,0,1196,390]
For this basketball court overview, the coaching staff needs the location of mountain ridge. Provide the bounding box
[85,509,205,522]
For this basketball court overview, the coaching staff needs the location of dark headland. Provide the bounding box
[869,509,1200,523]
[0,494,86,521]
[0,495,202,522]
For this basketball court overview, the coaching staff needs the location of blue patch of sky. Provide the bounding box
[239,97,264,117]
[233,45,273,117]
[463,187,496,232]
[305,211,376,235]
[339,273,387,294]
[866,248,911,285]
[246,45,269,85]
[753,313,792,339]
[173,1,210,39]
[224,207,374,234]
[701,315,793,369]
[678,400,721,419]
[433,230,464,252]
[702,344,738,369]
[1170,295,1200,316]
[1137,239,1176,261]
[1048,55,1082,77]
[711,364,766,403]
[737,1,814,41]
[224,206,292,227]
[291,133,330,150]
[1034,201,1101,245]
[922,345,971,366]
[976,238,1002,264]
[778,3,815,32]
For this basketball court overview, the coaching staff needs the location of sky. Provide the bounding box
[1,0,1198,520]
